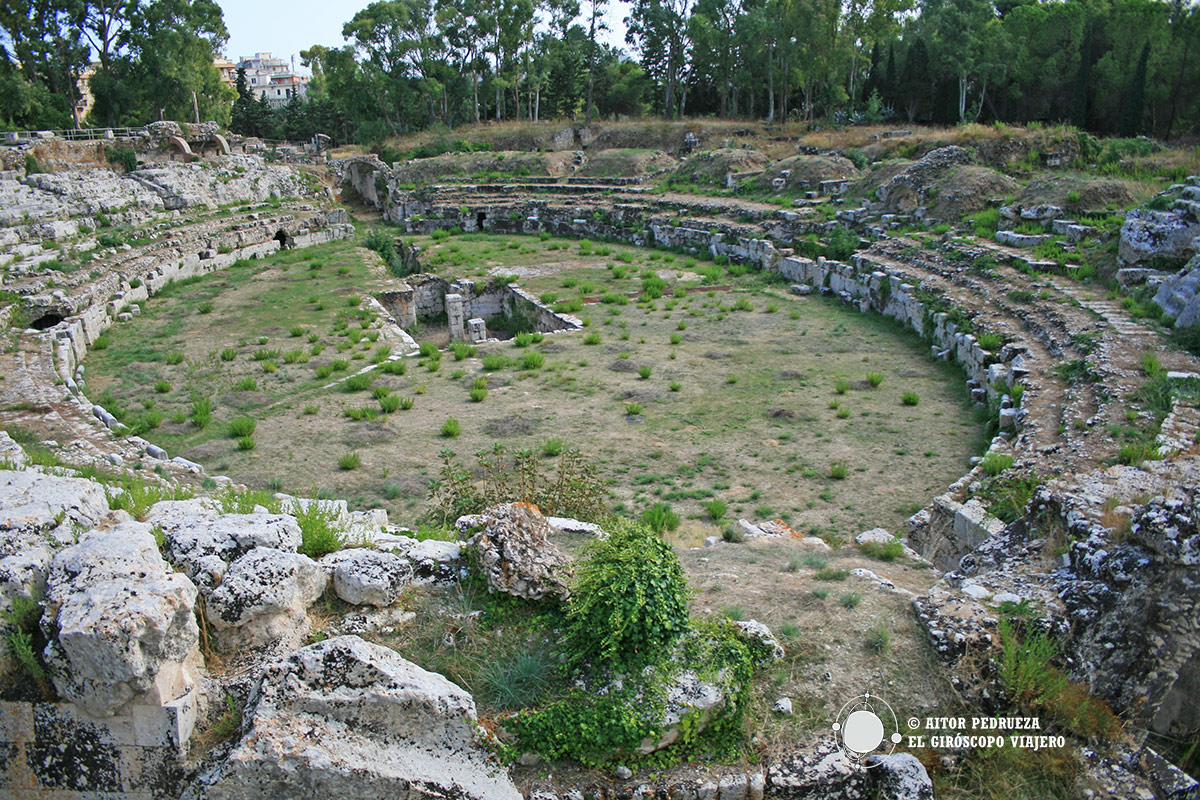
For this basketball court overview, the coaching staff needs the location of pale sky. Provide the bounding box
[216,0,632,74]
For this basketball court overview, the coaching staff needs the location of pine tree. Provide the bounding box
[1072,23,1092,130]
[1121,41,1150,137]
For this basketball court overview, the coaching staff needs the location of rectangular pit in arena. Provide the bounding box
[376,274,580,345]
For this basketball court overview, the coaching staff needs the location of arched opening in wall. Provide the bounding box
[29,312,64,330]
[476,212,487,231]
[274,229,293,250]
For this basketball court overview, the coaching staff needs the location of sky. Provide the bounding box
[216,0,632,74]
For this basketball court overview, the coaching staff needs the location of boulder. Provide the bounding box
[466,503,571,600]
[855,528,897,546]
[321,548,412,607]
[193,636,522,800]
[148,503,302,588]
[0,469,109,543]
[731,619,786,663]
[767,738,866,799]
[638,669,728,754]
[40,523,200,717]
[205,548,326,652]
[1153,252,1200,327]
[865,753,934,800]
[1120,205,1200,265]
[0,544,53,617]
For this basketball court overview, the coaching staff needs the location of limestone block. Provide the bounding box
[148,506,302,589]
[41,524,200,717]
[0,469,109,541]
[467,503,571,600]
[205,547,326,651]
[192,636,522,800]
[865,753,934,800]
[320,548,413,607]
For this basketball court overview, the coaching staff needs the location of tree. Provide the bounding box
[87,0,233,126]
[584,0,607,121]
[626,0,690,117]
[1121,40,1151,136]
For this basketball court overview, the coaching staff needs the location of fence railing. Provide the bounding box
[1,127,146,145]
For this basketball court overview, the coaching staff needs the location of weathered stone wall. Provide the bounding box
[0,698,195,799]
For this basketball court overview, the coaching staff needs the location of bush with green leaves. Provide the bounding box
[228,417,256,438]
[564,519,689,672]
[107,475,194,521]
[641,501,680,533]
[337,451,361,470]
[441,417,462,437]
[294,501,345,559]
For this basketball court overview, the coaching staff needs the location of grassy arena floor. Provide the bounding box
[85,229,987,542]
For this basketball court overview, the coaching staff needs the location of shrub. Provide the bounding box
[154,379,171,394]
[829,461,848,479]
[901,392,920,406]
[314,364,334,379]
[419,340,439,358]
[295,502,344,559]
[840,591,862,609]
[641,501,680,533]
[451,342,475,360]
[522,351,545,370]
[704,499,727,520]
[330,359,350,371]
[260,360,277,373]
[625,401,643,416]
[379,394,401,413]
[482,353,507,371]
[337,451,361,470]
[343,373,373,391]
[815,566,849,581]
[865,371,883,388]
[513,332,534,348]
[637,364,652,379]
[220,348,237,362]
[469,387,488,402]
[482,647,555,710]
[228,417,256,438]
[866,625,890,653]
[381,359,407,375]
[858,539,905,561]
[399,396,415,410]
[441,417,462,437]
[669,381,681,392]
[190,396,213,428]
[105,147,138,173]
[542,438,564,456]
[236,436,256,451]
[564,519,690,671]
[583,332,601,345]
[981,452,1014,476]
[978,333,1003,351]
[234,377,257,391]
[106,474,193,521]
[92,335,111,350]
[835,378,849,394]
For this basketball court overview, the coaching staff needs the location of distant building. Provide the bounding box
[213,57,237,88]
[236,52,309,109]
[74,63,99,127]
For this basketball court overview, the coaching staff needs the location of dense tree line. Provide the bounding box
[4,0,1199,140]
[274,0,1200,143]
[0,0,234,130]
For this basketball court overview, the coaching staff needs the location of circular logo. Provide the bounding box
[831,693,903,766]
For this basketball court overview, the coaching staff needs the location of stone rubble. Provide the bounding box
[191,635,522,800]
[463,503,573,600]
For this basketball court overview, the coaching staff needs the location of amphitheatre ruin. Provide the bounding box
[0,119,1198,800]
